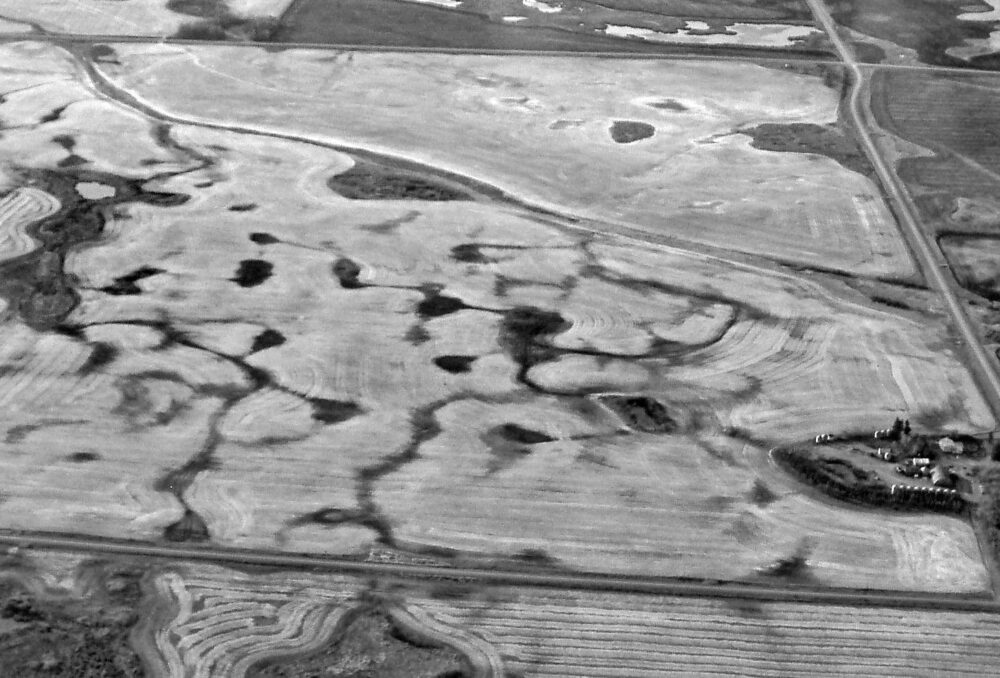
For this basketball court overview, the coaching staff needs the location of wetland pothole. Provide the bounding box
[609,120,655,143]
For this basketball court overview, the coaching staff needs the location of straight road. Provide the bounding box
[4,27,1000,78]
[3,531,1000,613]
[806,0,1000,418]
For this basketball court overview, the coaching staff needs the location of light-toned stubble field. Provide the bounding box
[0,39,991,592]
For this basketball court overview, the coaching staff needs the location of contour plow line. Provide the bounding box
[0,186,60,261]
[388,603,505,678]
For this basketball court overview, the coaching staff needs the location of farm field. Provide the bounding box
[409,585,1000,677]
[14,552,993,678]
[941,235,1000,302]
[870,69,1000,238]
[0,0,293,36]
[275,0,824,53]
[0,39,993,591]
[99,45,913,279]
[825,0,1000,68]
[868,68,1000,358]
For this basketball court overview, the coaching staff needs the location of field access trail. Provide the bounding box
[806,0,1000,421]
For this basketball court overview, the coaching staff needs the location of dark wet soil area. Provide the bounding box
[480,423,555,474]
[328,160,473,201]
[163,507,211,542]
[498,306,567,371]
[78,341,118,375]
[332,257,363,288]
[493,423,555,445]
[249,328,285,353]
[609,120,655,144]
[0,563,146,677]
[646,99,687,112]
[249,232,279,245]
[450,243,494,264]
[247,605,470,678]
[311,398,363,424]
[0,167,188,331]
[231,259,273,287]
[742,122,873,177]
[599,395,677,433]
[433,355,477,374]
[100,266,165,296]
[417,291,468,319]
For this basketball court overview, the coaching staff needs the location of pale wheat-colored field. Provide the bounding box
[0,41,991,590]
[99,45,914,278]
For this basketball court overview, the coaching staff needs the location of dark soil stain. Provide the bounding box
[68,451,99,462]
[498,306,567,376]
[163,507,211,542]
[100,266,165,296]
[361,209,420,235]
[249,328,285,353]
[57,154,89,168]
[416,291,467,319]
[332,257,363,288]
[38,105,70,124]
[433,355,477,374]
[610,120,655,144]
[600,395,677,433]
[328,159,472,201]
[450,243,494,264]
[90,44,120,63]
[229,202,258,212]
[78,341,118,375]
[310,398,362,425]
[493,423,555,445]
[404,323,431,345]
[231,259,273,287]
[51,134,75,151]
[481,423,554,475]
[748,478,779,507]
[249,232,280,245]
[647,99,688,111]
